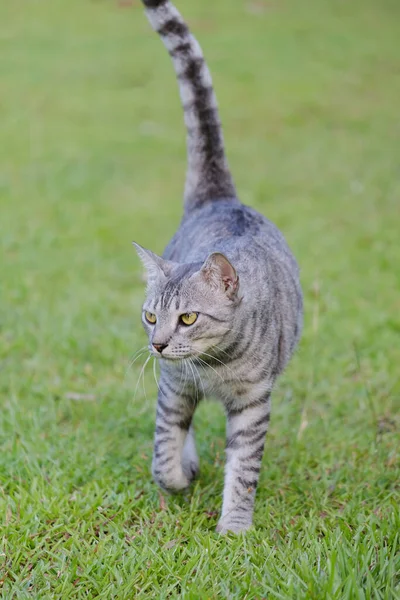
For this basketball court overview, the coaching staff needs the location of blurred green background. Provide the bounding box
[0,0,399,597]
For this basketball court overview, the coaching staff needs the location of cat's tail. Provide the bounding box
[141,0,236,212]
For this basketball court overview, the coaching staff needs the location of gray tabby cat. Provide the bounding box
[134,0,303,533]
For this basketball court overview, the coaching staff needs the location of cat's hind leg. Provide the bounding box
[182,424,199,481]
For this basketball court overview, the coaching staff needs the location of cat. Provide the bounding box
[134,0,303,533]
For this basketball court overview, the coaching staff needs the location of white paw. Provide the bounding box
[152,464,190,493]
[216,517,252,534]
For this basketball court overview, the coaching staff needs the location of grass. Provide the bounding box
[1,0,399,597]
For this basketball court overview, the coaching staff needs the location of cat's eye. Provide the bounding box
[180,312,198,326]
[145,311,157,324]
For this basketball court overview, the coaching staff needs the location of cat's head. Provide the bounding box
[134,243,241,360]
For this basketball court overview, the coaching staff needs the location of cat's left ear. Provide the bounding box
[132,242,174,284]
[200,252,239,300]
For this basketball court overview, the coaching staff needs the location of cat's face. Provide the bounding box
[134,244,240,361]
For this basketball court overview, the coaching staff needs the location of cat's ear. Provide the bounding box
[200,252,239,300]
[132,242,173,284]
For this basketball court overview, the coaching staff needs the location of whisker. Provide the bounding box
[152,358,161,395]
[187,358,201,403]
[196,356,225,385]
[124,345,148,380]
[200,351,244,384]
[124,352,146,383]
[189,357,206,400]
[141,356,149,402]
[128,345,148,363]
[210,344,233,359]
[182,359,189,397]
[219,326,244,337]
[134,354,151,401]
[178,359,186,394]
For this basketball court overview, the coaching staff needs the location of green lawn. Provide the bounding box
[1,0,399,597]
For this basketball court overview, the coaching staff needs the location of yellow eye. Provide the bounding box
[180,312,198,326]
[145,311,157,324]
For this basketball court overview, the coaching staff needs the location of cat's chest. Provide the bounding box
[164,358,269,403]
[184,362,258,402]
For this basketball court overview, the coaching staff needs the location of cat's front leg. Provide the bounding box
[152,376,198,493]
[216,393,271,534]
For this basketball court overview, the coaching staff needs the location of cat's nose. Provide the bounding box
[153,343,168,354]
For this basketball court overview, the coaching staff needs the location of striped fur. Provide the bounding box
[136,1,303,533]
[142,0,236,211]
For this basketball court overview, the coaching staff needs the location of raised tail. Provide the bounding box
[141,0,236,211]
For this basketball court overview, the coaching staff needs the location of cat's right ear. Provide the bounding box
[132,242,173,284]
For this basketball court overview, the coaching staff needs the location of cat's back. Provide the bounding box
[164,200,299,278]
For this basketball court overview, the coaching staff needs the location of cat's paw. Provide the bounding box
[182,458,199,482]
[153,466,190,493]
[216,517,252,534]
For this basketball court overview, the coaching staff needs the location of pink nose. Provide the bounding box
[153,343,168,354]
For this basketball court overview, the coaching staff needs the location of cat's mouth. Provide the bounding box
[151,350,190,361]
[156,352,218,364]
[150,346,215,361]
